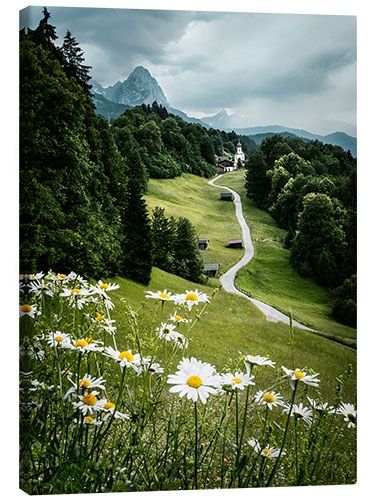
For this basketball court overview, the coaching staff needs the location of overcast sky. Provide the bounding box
[20,6,357,135]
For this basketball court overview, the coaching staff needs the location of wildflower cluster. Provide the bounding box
[19,272,356,494]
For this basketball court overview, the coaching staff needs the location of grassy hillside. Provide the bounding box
[144,173,244,277]
[109,267,356,402]
[215,171,357,343]
[107,172,356,401]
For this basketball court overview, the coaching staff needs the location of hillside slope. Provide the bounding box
[107,173,356,399]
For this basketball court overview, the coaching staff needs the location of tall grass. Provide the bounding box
[19,271,356,494]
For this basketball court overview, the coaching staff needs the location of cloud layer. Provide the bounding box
[20,6,356,134]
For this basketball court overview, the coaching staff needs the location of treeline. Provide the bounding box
[19,9,205,285]
[110,102,256,186]
[245,135,356,326]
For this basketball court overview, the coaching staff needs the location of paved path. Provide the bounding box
[208,175,314,331]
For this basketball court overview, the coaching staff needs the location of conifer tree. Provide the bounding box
[62,30,92,94]
[150,207,176,273]
[174,217,205,284]
[120,148,153,285]
[31,7,60,56]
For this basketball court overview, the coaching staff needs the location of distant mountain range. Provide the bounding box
[90,66,357,156]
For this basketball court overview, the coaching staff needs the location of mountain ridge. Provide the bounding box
[90,66,356,156]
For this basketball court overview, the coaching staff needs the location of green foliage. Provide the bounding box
[244,134,356,313]
[150,207,206,284]
[332,275,357,326]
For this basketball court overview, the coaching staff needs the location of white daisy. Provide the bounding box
[19,272,44,282]
[282,366,320,390]
[101,400,131,421]
[63,373,106,401]
[66,272,89,287]
[28,279,54,297]
[73,415,102,426]
[103,346,141,371]
[169,331,189,349]
[244,354,275,373]
[173,290,210,311]
[284,403,313,425]
[64,338,104,353]
[90,280,120,295]
[145,289,175,301]
[167,357,219,404]
[45,331,71,348]
[157,322,178,341]
[337,403,357,428]
[219,371,255,391]
[72,391,106,416]
[138,356,164,375]
[307,397,335,414]
[169,311,190,324]
[248,438,285,459]
[60,287,90,309]
[254,390,285,410]
[19,303,40,318]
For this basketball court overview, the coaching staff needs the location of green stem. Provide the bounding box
[194,401,199,489]
[266,382,298,487]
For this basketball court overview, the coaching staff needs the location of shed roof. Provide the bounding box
[197,239,209,243]
[204,263,220,271]
[220,192,233,197]
[228,239,243,244]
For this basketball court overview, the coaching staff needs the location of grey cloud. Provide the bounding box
[20,6,356,132]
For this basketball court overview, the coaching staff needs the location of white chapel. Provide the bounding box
[234,141,245,166]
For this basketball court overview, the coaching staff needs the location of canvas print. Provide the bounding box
[19,5,357,495]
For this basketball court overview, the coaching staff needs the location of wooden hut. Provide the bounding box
[220,192,233,201]
[204,263,220,277]
[228,239,243,249]
[196,239,209,250]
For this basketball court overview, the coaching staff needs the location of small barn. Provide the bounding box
[196,239,209,250]
[228,239,243,249]
[220,192,233,201]
[217,159,234,173]
[204,263,220,277]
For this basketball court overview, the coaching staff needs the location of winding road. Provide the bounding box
[208,175,314,331]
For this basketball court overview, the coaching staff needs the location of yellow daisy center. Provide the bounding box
[263,448,272,457]
[20,304,33,313]
[96,313,103,321]
[74,340,88,348]
[57,274,67,279]
[232,377,242,384]
[85,337,94,344]
[118,351,134,362]
[55,336,63,342]
[104,402,116,410]
[159,292,170,299]
[187,375,202,388]
[175,316,184,321]
[70,288,81,295]
[263,393,275,404]
[79,379,91,388]
[85,416,94,423]
[99,283,109,290]
[295,371,305,380]
[82,393,97,406]
[185,293,198,301]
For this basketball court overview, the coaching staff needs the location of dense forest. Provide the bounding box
[19,9,213,285]
[244,135,357,325]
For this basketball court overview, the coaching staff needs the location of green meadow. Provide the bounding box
[215,171,357,345]
[108,172,356,401]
